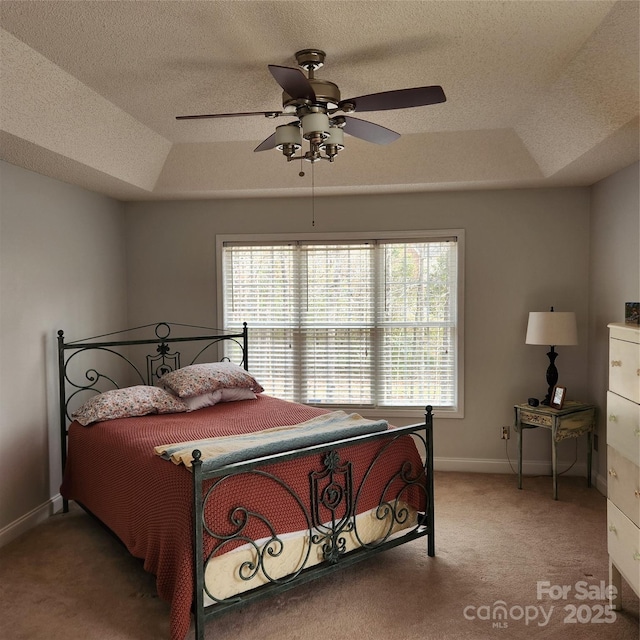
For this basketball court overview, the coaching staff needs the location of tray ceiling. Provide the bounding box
[1,0,638,201]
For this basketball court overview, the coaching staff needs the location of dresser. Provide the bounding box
[606,323,640,608]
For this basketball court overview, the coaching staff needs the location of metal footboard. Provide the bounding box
[191,407,434,640]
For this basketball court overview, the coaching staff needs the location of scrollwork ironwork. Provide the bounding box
[198,434,430,606]
[62,347,146,420]
[200,470,314,604]
[147,343,180,384]
[310,451,353,564]
[58,323,249,421]
[351,432,428,550]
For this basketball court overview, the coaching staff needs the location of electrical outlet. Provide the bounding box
[501,425,510,440]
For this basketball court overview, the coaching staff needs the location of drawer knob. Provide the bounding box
[635,490,640,498]
[610,360,622,367]
[608,469,617,477]
[635,553,640,561]
[635,428,640,437]
[608,414,618,422]
[608,524,617,532]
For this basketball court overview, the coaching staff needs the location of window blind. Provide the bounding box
[221,236,459,410]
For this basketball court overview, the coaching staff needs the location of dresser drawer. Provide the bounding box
[609,335,640,404]
[607,391,640,466]
[607,446,640,527]
[607,500,640,596]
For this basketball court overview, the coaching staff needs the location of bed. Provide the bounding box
[58,322,434,640]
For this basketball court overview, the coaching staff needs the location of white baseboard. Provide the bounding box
[594,472,607,497]
[434,456,588,477]
[0,494,63,548]
[434,457,607,497]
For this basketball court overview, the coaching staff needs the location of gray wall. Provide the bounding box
[0,161,127,539]
[1,160,636,543]
[588,161,640,490]
[124,187,593,473]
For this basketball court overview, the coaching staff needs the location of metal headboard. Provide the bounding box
[57,321,248,471]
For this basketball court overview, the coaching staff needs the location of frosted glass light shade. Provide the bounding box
[526,311,578,346]
[321,126,344,149]
[275,124,301,150]
[301,112,330,140]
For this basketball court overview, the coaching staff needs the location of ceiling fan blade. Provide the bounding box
[176,111,285,120]
[341,116,400,145]
[340,85,446,113]
[268,65,316,101]
[254,132,278,152]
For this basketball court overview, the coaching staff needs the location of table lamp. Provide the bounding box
[525,307,577,405]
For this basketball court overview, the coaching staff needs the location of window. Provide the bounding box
[217,231,464,416]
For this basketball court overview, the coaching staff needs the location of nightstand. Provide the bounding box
[514,401,596,500]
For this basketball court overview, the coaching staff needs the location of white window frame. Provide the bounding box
[216,229,464,419]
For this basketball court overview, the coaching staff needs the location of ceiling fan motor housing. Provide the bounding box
[282,78,341,112]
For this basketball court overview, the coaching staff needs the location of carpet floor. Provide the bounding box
[1,471,638,640]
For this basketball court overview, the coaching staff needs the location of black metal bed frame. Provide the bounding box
[58,322,434,640]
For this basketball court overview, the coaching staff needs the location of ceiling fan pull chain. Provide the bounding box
[311,162,316,228]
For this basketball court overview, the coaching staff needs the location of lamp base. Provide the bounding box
[541,346,558,405]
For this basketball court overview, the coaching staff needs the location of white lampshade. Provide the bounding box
[301,112,331,140]
[275,124,301,150]
[525,311,578,346]
[320,126,345,149]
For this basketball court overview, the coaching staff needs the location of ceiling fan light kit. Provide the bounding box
[177,49,446,166]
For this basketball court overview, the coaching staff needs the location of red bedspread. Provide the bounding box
[61,395,424,640]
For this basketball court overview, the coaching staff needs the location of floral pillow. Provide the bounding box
[72,385,188,426]
[182,387,257,412]
[158,362,264,399]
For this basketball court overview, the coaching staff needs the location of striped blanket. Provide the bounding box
[154,410,388,472]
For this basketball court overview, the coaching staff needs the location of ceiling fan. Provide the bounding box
[176,49,446,164]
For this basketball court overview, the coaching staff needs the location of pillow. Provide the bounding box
[182,387,257,412]
[183,390,222,412]
[220,387,257,402]
[158,362,264,399]
[72,385,187,426]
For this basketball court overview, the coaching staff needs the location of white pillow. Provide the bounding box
[183,390,222,412]
[182,387,257,412]
[219,387,257,402]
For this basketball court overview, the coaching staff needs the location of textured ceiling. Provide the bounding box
[1,0,638,201]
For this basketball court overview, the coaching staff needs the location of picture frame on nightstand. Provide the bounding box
[550,385,566,409]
